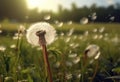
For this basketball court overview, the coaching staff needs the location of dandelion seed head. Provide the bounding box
[65,37,71,43]
[80,17,88,24]
[98,35,103,39]
[84,44,100,58]
[26,22,56,46]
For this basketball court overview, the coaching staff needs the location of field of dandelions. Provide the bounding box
[0,22,120,82]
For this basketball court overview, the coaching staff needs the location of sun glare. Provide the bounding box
[26,0,57,12]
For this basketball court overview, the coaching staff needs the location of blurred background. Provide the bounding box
[0,0,120,23]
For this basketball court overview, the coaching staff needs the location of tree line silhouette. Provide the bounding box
[0,0,120,23]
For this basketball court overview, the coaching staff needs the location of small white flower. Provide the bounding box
[26,22,56,46]
[84,44,100,58]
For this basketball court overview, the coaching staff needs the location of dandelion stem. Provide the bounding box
[90,60,98,82]
[36,30,53,82]
[41,45,53,82]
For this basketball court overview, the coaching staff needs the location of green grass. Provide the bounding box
[0,23,120,82]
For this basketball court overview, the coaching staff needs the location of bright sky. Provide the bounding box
[26,0,120,12]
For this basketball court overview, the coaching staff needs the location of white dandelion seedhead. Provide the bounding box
[26,22,56,46]
[80,17,88,24]
[84,44,100,59]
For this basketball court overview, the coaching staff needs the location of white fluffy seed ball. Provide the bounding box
[26,22,56,46]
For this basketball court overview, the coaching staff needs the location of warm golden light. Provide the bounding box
[26,0,58,12]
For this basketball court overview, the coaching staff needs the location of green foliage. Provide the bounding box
[0,23,120,82]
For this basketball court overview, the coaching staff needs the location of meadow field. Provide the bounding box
[0,22,120,82]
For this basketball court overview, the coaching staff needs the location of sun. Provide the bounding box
[26,0,58,12]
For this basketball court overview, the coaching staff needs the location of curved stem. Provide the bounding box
[41,45,53,82]
[90,60,98,82]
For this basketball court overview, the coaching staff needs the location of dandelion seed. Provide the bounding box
[67,20,72,25]
[84,44,100,58]
[67,28,74,36]
[65,37,71,43]
[13,36,21,40]
[99,35,103,39]
[54,20,59,24]
[26,22,56,46]
[99,27,105,33]
[77,73,81,78]
[110,16,115,21]
[93,35,98,39]
[69,43,74,47]
[72,57,80,64]
[0,46,6,52]
[57,22,63,27]
[80,17,88,24]
[44,15,51,20]
[10,44,16,48]
[93,28,97,33]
